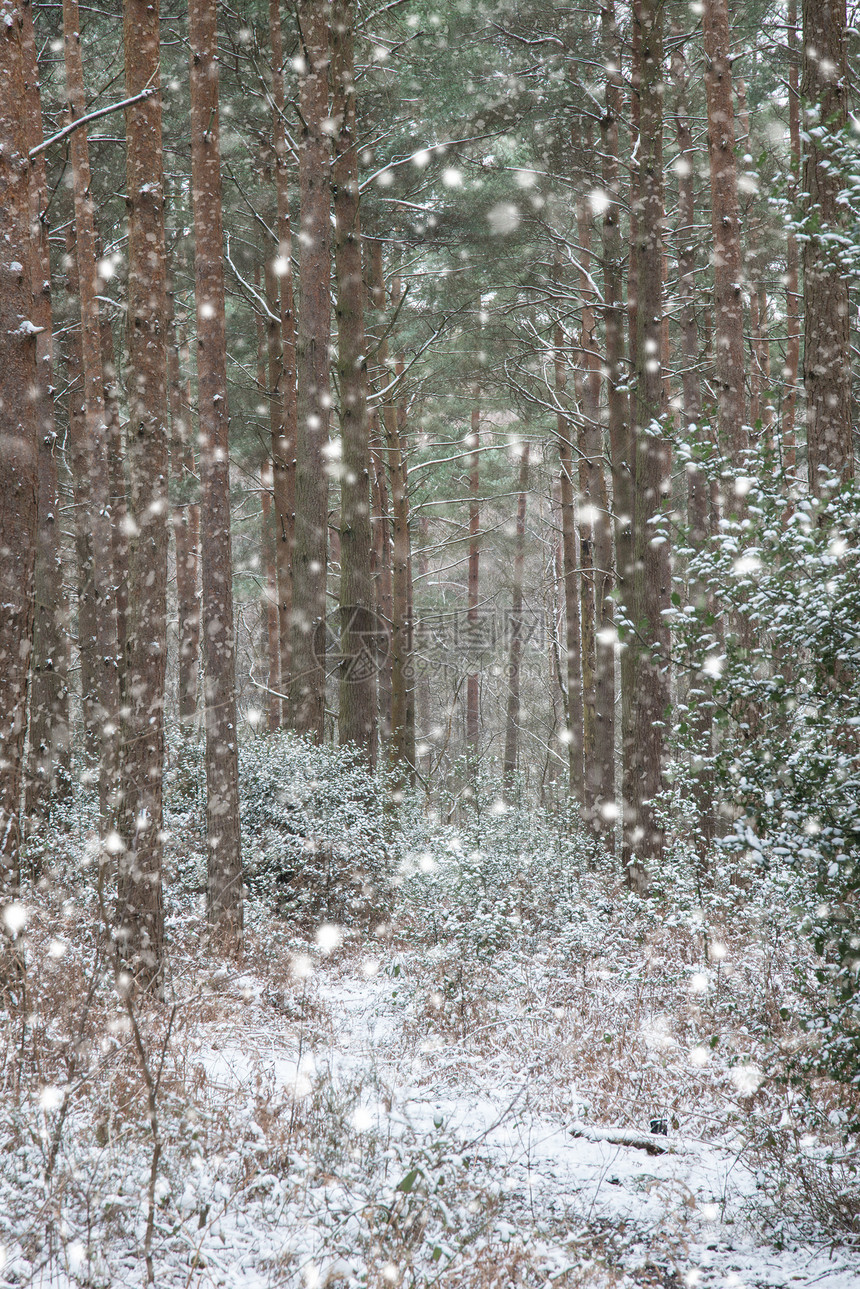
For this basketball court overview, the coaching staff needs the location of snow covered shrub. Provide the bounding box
[668,451,860,1091]
[19,762,101,887]
[793,108,860,283]
[239,732,397,930]
[395,792,602,958]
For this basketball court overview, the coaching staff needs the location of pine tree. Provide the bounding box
[268,0,298,712]
[63,0,119,823]
[289,0,332,740]
[21,0,70,823]
[702,0,747,462]
[802,0,853,493]
[0,0,39,891]
[624,0,670,887]
[118,0,170,980]
[332,0,377,766]
[503,443,529,793]
[189,0,243,952]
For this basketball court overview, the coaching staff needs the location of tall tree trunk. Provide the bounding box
[289,0,332,739]
[332,0,377,766]
[63,0,119,823]
[673,28,715,848]
[735,78,774,450]
[263,258,293,721]
[627,0,642,365]
[548,502,568,784]
[755,286,774,447]
[575,197,603,829]
[396,363,416,770]
[260,474,281,731]
[169,314,200,729]
[591,472,616,848]
[466,393,480,755]
[625,0,670,888]
[189,0,244,952]
[371,436,393,742]
[413,511,430,761]
[22,0,70,822]
[366,243,393,744]
[748,276,762,432]
[601,0,628,857]
[100,311,129,721]
[404,517,416,763]
[555,330,584,806]
[0,0,38,892]
[802,0,852,494]
[702,0,747,463]
[64,234,99,773]
[118,0,170,979]
[373,254,414,779]
[384,376,415,778]
[255,286,280,731]
[268,0,297,708]
[503,443,529,794]
[783,0,800,478]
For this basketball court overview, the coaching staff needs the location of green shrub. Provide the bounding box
[239,732,397,931]
[668,451,860,1090]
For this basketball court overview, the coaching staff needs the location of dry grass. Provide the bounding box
[1,857,858,1288]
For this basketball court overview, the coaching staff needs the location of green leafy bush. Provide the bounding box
[396,788,602,958]
[668,452,860,1089]
[239,732,397,930]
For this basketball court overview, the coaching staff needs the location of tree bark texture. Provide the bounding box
[371,434,393,742]
[332,0,377,767]
[625,0,670,887]
[466,395,480,754]
[801,0,853,494]
[373,255,414,780]
[268,0,298,709]
[366,242,393,744]
[384,374,415,779]
[100,311,129,722]
[555,331,584,806]
[0,0,38,890]
[702,0,747,463]
[254,291,281,731]
[673,30,715,848]
[396,358,416,771]
[64,0,119,823]
[783,0,800,478]
[626,0,641,367]
[575,196,613,831]
[22,0,70,822]
[601,0,629,857]
[63,233,99,773]
[289,0,332,740]
[263,258,293,722]
[168,310,200,729]
[189,0,244,952]
[260,473,282,732]
[118,0,170,979]
[603,0,629,861]
[503,443,529,794]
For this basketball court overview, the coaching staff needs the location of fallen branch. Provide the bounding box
[568,1121,679,1156]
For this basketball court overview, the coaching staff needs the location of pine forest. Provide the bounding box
[1,0,860,1283]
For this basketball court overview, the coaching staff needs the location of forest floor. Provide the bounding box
[3,850,860,1289]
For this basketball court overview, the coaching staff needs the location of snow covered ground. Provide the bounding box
[2,876,859,1288]
[182,953,860,1289]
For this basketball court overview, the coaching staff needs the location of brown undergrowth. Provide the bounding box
[1,855,858,1286]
